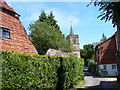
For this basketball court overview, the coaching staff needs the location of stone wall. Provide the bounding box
[46,49,69,57]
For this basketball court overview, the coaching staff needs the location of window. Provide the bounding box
[73,38,76,44]
[74,53,77,56]
[112,65,116,69]
[0,27,10,39]
[103,65,106,70]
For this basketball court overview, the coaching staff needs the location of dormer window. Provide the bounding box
[0,27,10,39]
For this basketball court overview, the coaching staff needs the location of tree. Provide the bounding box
[39,10,47,22]
[39,10,62,35]
[90,1,120,84]
[29,11,72,54]
[39,10,60,30]
[80,44,94,66]
[100,33,107,41]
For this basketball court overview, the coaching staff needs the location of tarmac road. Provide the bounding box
[77,72,118,90]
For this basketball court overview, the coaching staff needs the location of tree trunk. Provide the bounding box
[116,23,120,85]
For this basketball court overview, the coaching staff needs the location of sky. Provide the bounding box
[6,1,117,49]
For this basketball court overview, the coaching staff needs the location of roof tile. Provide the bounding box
[0,0,17,13]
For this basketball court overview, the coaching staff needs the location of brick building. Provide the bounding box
[0,1,38,54]
[94,33,118,76]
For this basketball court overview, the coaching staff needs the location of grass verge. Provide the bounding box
[73,80,86,88]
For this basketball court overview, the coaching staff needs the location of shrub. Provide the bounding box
[1,51,84,89]
[88,59,96,73]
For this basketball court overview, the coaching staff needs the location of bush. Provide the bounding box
[88,59,96,73]
[1,51,84,89]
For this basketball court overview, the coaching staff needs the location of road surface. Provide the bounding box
[77,72,118,90]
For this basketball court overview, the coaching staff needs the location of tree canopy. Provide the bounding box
[93,1,120,27]
[80,44,94,66]
[100,33,107,41]
[29,10,72,54]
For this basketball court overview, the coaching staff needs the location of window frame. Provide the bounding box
[112,65,116,69]
[0,27,10,39]
[73,38,76,44]
[103,65,107,70]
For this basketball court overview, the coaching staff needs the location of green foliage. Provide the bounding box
[99,69,108,76]
[88,59,96,73]
[88,59,95,67]
[29,10,72,54]
[39,10,60,30]
[1,51,84,89]
[39,10,47,22]
[93,1,120,27]
[47,11,60,30]
[57,57,84,89]
[80,44,94,66]
[100,33,107,42]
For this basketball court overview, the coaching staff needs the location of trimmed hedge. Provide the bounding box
[1,51,84,89]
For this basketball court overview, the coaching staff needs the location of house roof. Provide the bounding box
[0,0,20,16]
[95,32,117,49]
[93,42,102,50]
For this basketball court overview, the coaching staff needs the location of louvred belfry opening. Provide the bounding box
[0,0,38,54]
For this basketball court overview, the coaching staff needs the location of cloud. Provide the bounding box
[22,13,39,22]
[51,9,80,30]
[22,8,80,33]
[55,14,80,28]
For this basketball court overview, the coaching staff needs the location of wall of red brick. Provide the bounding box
[97,35,117,64]
[0,9,38,54]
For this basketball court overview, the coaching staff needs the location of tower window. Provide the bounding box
[0,27,10,39]
[73,38,76,44]
[74,53,77,56]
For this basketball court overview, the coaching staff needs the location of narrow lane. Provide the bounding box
[77,72,117,90]
[83,76,100,88]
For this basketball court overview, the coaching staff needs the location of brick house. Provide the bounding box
[94,33,118,76]
[0,1,38,54]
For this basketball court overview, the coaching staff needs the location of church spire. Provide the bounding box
[70,25,74,35]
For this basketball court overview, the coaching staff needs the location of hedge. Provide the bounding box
[1,51,84,89]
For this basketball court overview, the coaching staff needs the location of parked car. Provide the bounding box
[83,67,88,72]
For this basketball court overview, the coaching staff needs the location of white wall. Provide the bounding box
[98,64,118,76]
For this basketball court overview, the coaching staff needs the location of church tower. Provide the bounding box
[66,26,81,58]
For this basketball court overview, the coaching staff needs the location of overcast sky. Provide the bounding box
[7,1,116,49]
